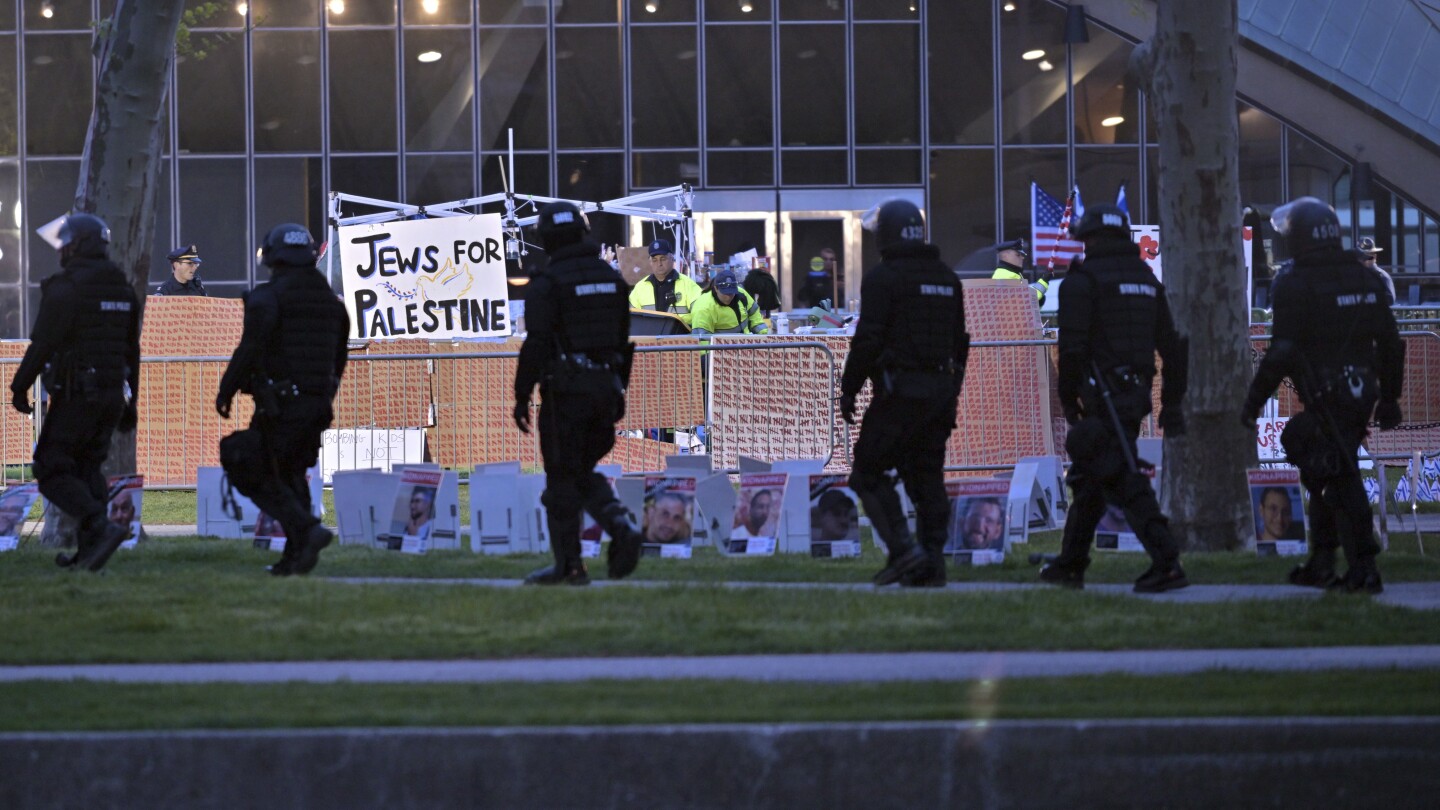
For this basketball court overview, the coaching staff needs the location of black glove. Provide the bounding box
[513,400,531,434]
[10,387,31,415]
[1062,402,1083,426]
[839,393,857,426]
[1375,400,1402,430]
[215,393,232,420]
[1239,397,1263,431]
[1157,407,1185,437]
[118,403,137,433]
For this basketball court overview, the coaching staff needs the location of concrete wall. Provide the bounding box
[3,718,1439,809]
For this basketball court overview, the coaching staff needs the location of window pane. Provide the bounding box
[1000,3,1067,145]
[0,285,20,338]
[480,0,548,24]
[327,0,395,26]
[633,151,699,189]
[480,28,548,151]
[253,31,322,152]
[405,29,473,151]
[25,35,91,156]
[404,0,470,25]
[630,26,698,148]
[707,150,774,187]
[481,151,549,197]
[707,25,772,148]
[855,149,920,185]
[249,0,320,27]
[332,156,399,208]
[556,27,623,148]
[854,0,919,21]
[0,162,17,285]
[706,0,770,22]
[407,154,474,204]
[782,150,846,185]
[178,159,248,283]
[24,2,87,30]
[1286,126,1346,204]
[1001,148,1067,252]
[557,0,621,24]
[854,24,918,145]
[780,25,845,147]
[0,36,15,156]
[330,31,397,152]
[557,153,624,246]
[631,0,695,23]
[1238,102,1282,209]
[1076,146,1138,221]
[1073,27,1139,145]
[780,0,842,21]
[0,3,13,30]
[178,33,245,154]
[929,149,996,263]
[254,157,325,261]
[24,160,78,268]
[929,0,992,145]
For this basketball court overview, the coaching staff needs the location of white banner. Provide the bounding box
[339,215,511,340]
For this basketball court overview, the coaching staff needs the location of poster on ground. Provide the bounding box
[580,475,621,559]
[379,468,444,554]
[106,475,144,551]
[641,477,695,559]
[1094,468,1160,554]
[338,214,511,341]
[944,478,1010,565]
[727,473,786,556]
[1247,467,1308,557]
[0,483,40,551]
[807,474,862,558]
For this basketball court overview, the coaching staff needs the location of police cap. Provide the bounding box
[648,238,674,257]
[167,244,202,263]
[994,238,1028,257]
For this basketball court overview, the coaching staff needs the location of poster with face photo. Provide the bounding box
[727,473,786,555]
[642,476,695,558]
[944,478,1010,565]
[106,475,144,550]
[0,483,40,552]
[1248,467,1308,556]
[808,474,862,558]
[383,469,442,554]
[254,511,287,552]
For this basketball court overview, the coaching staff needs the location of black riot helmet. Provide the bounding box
[1270,196,1342,257]
[862,198,926,252]
[58,213,111,261]
[1069,203,1130,241]
[535,201,591,252]
[260,223,319,268]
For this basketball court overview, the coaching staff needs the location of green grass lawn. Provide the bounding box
[4,671,1439,732]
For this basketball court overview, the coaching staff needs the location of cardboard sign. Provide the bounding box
[641,476,696,558]
[339,215,511,340]
[727,473,786,556]
[944,478,1009,565]
[807,474,862,558]
[617,246,652,288]
[0,483,40,551]
[321,428,427,483]
[1248,467,1308,557]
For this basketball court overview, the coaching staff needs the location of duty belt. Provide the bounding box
[559,352,618,372]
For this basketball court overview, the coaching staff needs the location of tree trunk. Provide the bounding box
[40,1,185,547]
[1132,1,1254,551]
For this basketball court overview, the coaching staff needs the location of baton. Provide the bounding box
[1092,361,1139,475]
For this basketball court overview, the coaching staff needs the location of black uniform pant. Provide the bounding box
[33,394,124,526]
[538,384,628,567]
[1298,419,1379,571]
[1058,414,1179,568]
[848,392,956,558]
[238,396,331,545]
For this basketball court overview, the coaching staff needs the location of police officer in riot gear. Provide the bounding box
[217,224,349,576]
[9,214,141,571]
[1243,197,1404,594]
[514,201,645,585]
[841,199,969,587]
[1044,203,1190,593]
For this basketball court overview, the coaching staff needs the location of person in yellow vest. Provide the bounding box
[990,238,1049,304]
[628,238,703,326]
[691,268,769,336]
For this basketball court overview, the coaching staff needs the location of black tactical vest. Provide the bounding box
[261,265,348,396]
[61,256,138,392]
[877,243,961,371]
[1068,239,1164,375]
[547,243,629,359]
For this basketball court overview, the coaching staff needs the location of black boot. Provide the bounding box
[71,515,129,573]
[267,537,304,577]
[525,561,590,586]
[900,546,947,588]
[1133,561,1189,593]
[289,524,333,576]
[1038,557,1088,590]
[1287,557,1339,589]
[598,503,643,580]
[874,544,928,587]
[1330,557,1383,594]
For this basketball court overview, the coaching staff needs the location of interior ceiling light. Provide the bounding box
[328,0,345,14]
[422,0,440,13]
[739,0,754,12]
[1022,49,1045,61]
[1003,2,1016,11]
[40,2,54,19]
[1038,60,1054,71]
[1101,116,1125,127]
[644,1,659,12]
[235,3,248,15]
[417,50,442,63]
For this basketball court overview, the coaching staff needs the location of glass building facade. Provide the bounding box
[0,0,1434,337]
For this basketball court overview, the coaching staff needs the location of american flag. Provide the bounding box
[1032,182,1084,271]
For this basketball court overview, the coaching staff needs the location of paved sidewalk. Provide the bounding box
[2,645,1438,685]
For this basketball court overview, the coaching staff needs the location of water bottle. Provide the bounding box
[774,312,790,335]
